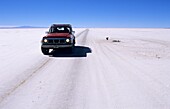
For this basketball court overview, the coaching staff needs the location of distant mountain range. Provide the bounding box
[0,26,47,29]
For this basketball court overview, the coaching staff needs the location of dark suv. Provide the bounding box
[41,24,75,55]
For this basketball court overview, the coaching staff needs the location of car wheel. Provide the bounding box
[41,47,49,55]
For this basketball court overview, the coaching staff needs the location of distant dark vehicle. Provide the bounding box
[41,24,75,55]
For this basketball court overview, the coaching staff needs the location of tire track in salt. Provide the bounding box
[101,43,170,106]
[75,29,89,38]
[48,29,89,109]
[0,58,51,104]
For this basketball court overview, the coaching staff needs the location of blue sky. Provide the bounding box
[0,0,170,27]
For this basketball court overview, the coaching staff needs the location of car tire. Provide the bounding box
[73,38,75,45]
[41,47,49,55]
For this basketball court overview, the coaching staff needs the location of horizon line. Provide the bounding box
[0,25,170,29]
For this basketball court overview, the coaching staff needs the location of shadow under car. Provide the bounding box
[50,46,92,57]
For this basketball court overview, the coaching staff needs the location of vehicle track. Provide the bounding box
[104,41,170,90]
[75,29,89,38]
[48,29,90,109]
[99,42,170,107]
[0,58,51,104]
